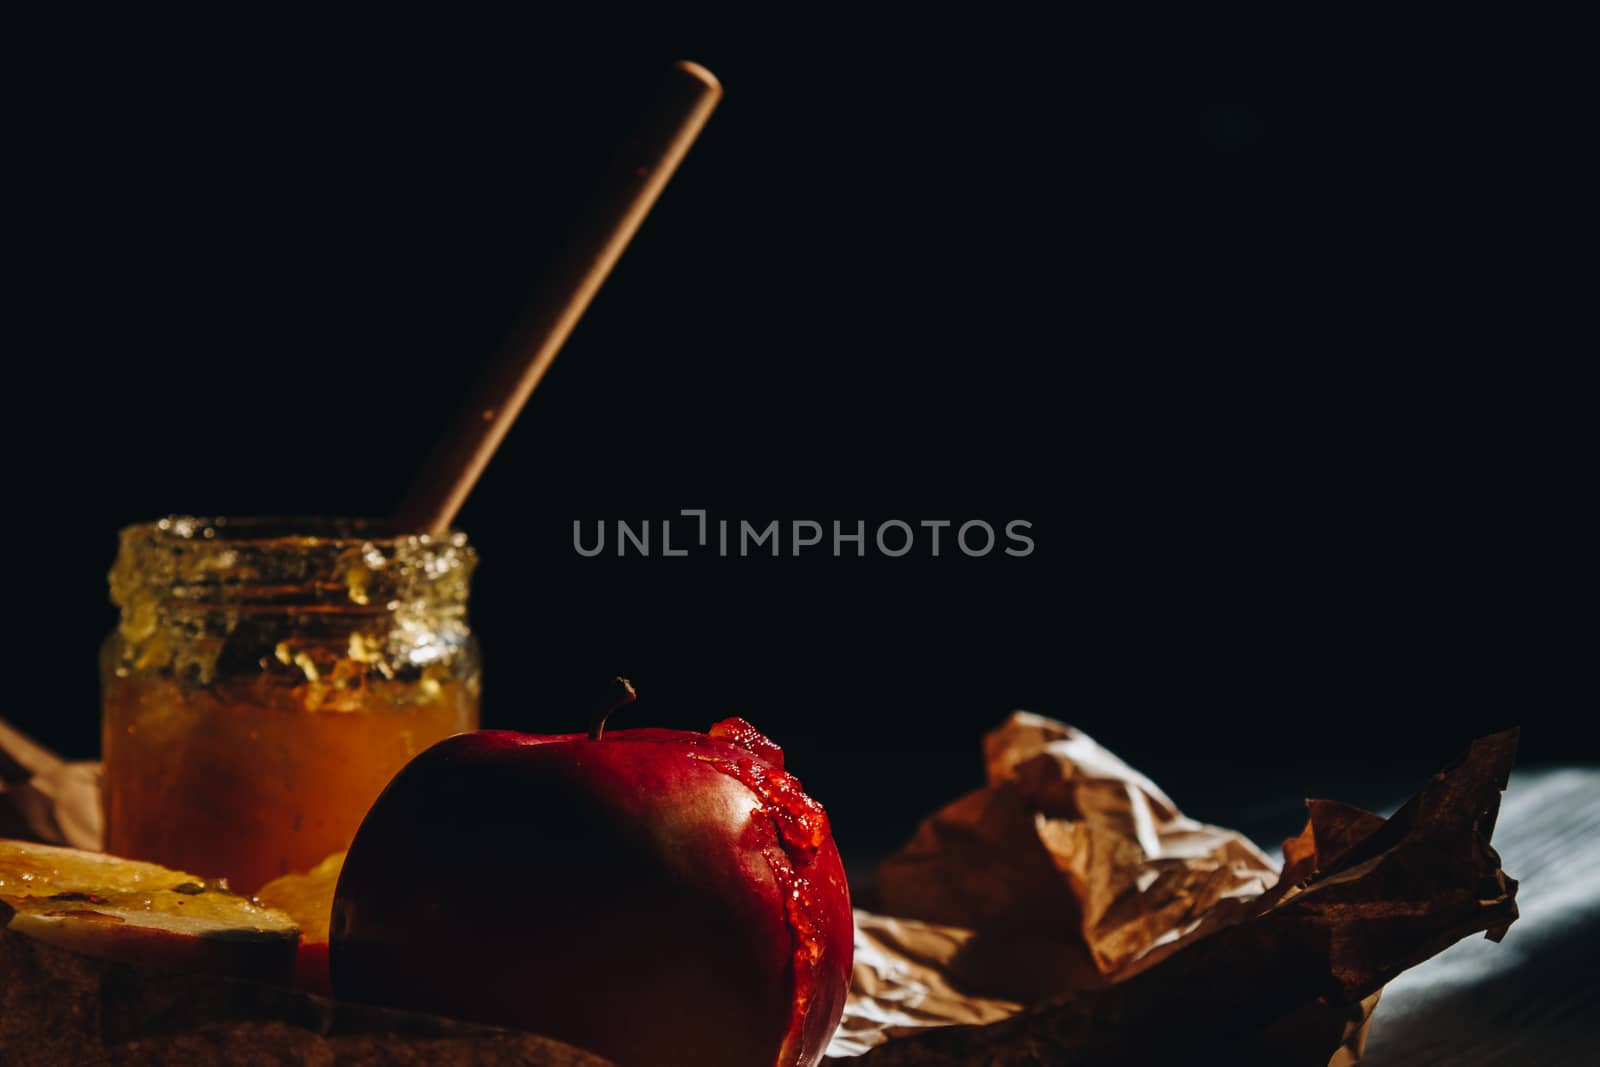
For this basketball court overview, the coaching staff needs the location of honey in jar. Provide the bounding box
[101,517,480,892]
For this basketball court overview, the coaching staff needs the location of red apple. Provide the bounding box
[330,682,853,1067]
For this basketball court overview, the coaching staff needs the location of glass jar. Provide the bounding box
[101,517,480,892]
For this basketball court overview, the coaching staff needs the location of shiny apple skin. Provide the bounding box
[330,726,853,1067]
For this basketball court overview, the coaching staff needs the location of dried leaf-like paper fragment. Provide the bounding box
[854,729,1519,1065]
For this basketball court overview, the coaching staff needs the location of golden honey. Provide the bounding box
[101,518,480,892]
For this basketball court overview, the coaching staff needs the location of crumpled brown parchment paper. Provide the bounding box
[0,719,101,850]
[832,713,1518,1064]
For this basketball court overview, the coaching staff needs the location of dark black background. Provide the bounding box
[7,17,1588,862]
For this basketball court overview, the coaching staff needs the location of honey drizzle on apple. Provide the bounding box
[691,718,833,1067]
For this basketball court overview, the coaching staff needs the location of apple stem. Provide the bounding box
[590,677,638,741]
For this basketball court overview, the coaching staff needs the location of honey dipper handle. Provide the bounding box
[398,61,722,535]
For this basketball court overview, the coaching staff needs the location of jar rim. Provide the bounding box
[106,516,478,689]
[126,516,469,549]
[109,516,476,616]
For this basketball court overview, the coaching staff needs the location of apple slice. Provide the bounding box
[258,850,344,995]
[0,838,298,984]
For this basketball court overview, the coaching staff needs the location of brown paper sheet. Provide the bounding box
[2,715,1518,1065]
[878,713,1279,987]
[831,711,1293,1057]
[838,716,1518,1064]
[828,911,1022,1058]
[0,719,102,850]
